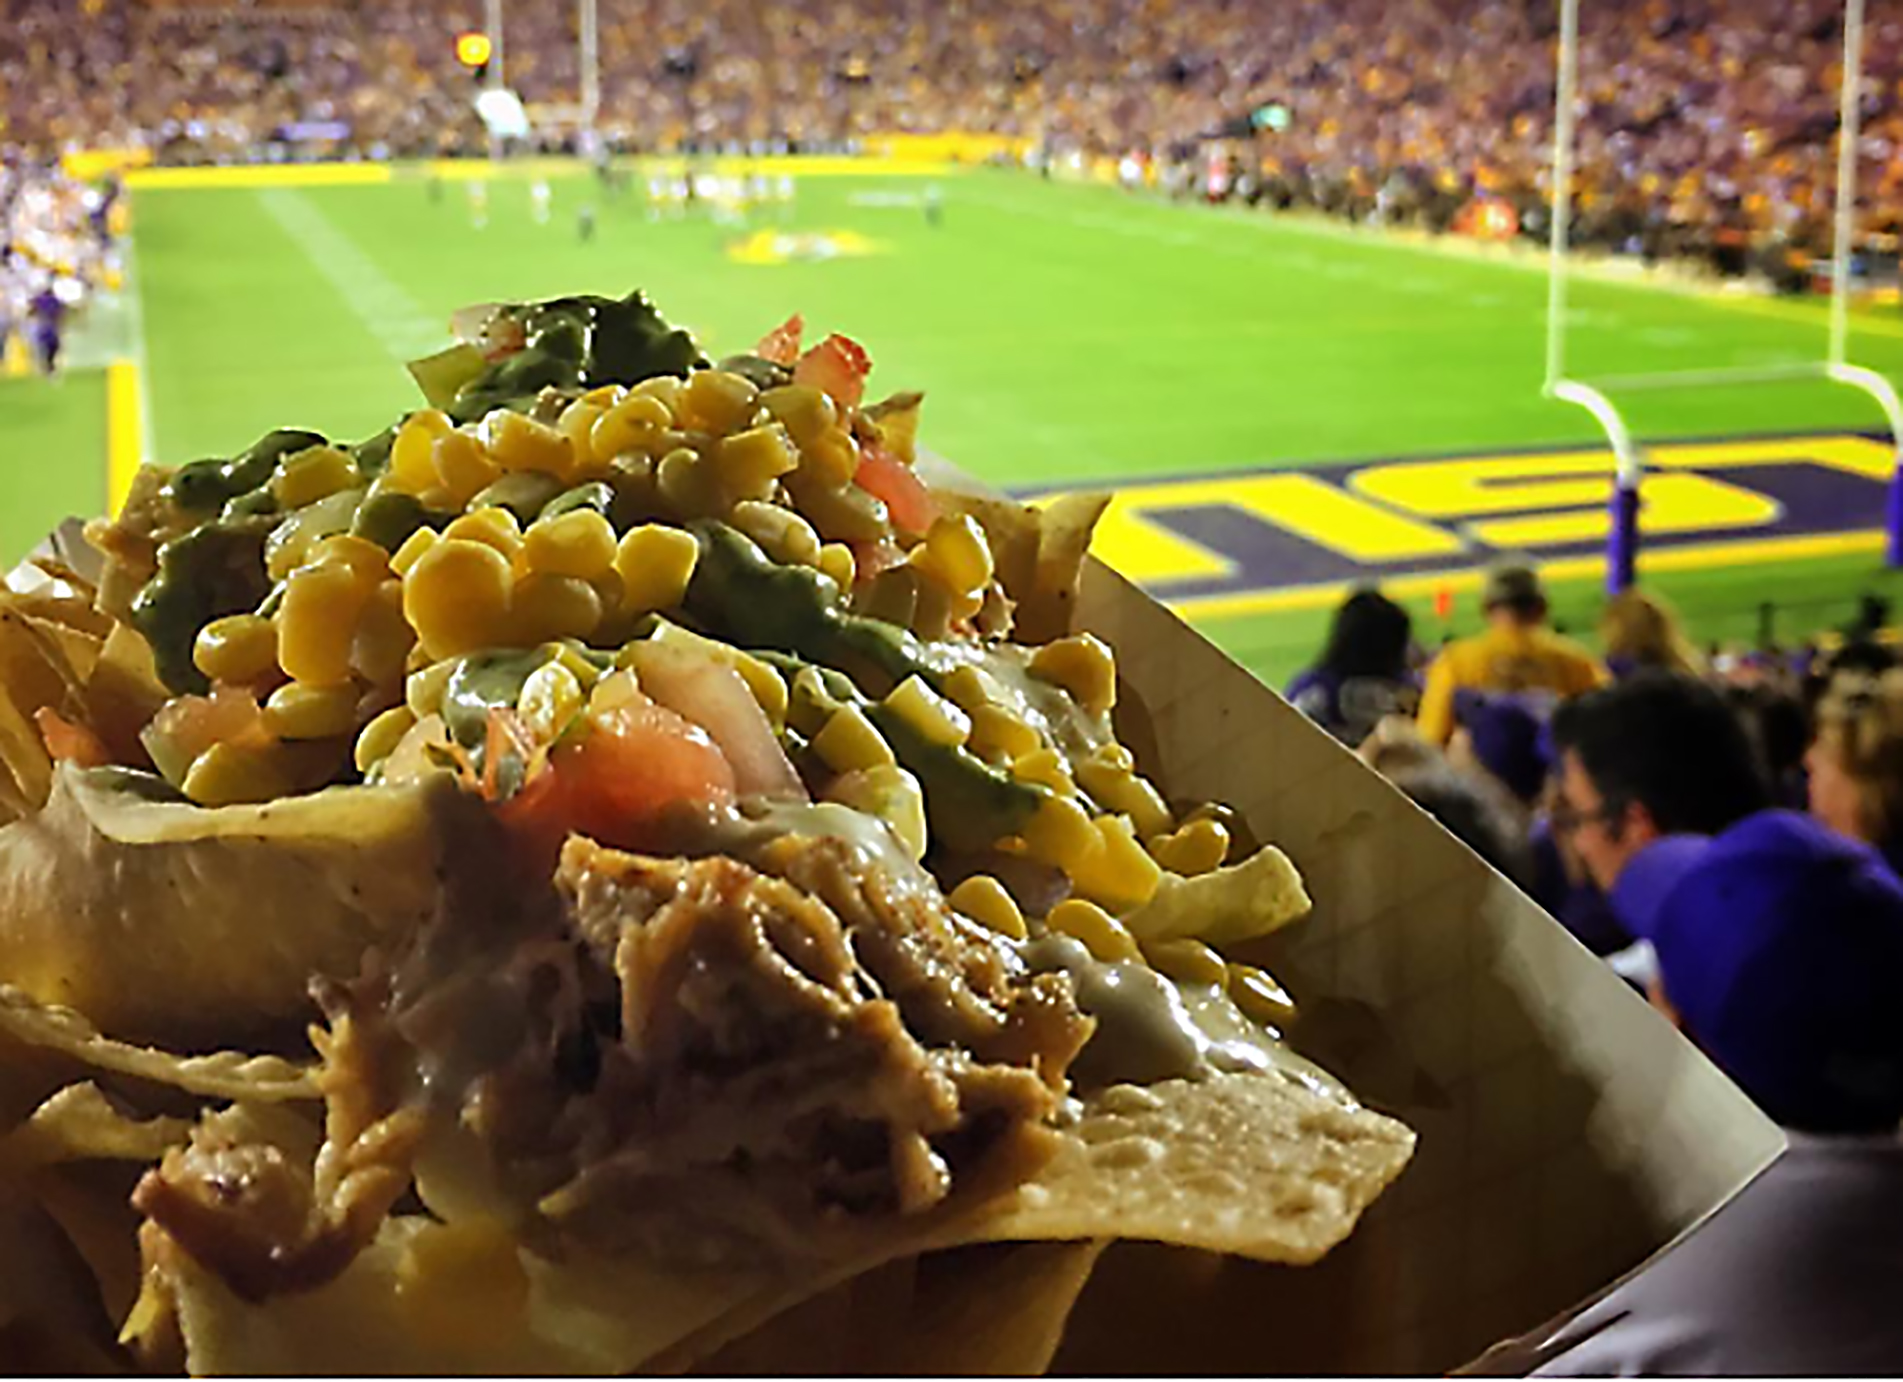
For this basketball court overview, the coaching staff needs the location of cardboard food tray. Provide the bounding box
[8,505,1780,1374]
[1056,555,1782,1374]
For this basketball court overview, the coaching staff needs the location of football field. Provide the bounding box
[11,160,1903,687]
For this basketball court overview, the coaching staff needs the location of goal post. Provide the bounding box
[1543,0,1903,591]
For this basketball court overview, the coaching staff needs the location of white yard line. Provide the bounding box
[255,188,445,363]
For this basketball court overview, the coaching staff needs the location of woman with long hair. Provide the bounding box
[1600,588,1706,680]
[1285,587,1419,745]
[1808,670,1903,870]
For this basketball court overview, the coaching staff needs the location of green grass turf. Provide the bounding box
[11,163,1903,686]
[0,372,104,564]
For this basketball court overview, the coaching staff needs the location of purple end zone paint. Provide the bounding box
[1888,453,1903,568]
[1606,480,1640,593]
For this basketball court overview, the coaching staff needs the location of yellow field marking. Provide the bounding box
[1171,529,1886,623]
[1087,500,1236,583]
[106,359,143,516]
[1470,473,1780,548]
[126,163,394,191]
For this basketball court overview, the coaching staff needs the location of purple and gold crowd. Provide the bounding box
[5,0,1903,265]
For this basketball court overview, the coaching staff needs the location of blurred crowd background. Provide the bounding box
[4,0,1903,273]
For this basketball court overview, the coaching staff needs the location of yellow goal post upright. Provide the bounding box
[1543,0,1903,592]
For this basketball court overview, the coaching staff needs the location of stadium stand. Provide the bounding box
[1,0,1901,277]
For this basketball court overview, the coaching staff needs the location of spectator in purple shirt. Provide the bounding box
[1285,587,1420,748]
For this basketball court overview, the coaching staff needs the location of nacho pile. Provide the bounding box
[0,291,1414,1374]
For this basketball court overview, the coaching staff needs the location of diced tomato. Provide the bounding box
[494,691,738,861]
[792,334,872,410]
[755,314,805,366]
[560,699,737,847]
[34,708,112,768]
[853,445,938,537]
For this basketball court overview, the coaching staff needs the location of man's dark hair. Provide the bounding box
[1551,670,1771,835]
[1385,761,1531,886]
[1316,588,1413,681]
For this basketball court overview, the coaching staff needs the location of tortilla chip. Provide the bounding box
[0,1082,193,1173]
[30,1162,151,1331]
[0,985,316,1104]
[689,1241,1104,1376]
[0,767,480,1045]
[988,1073,1413,1266]
[154,1215,803,1376]
[0,1184,126,1374]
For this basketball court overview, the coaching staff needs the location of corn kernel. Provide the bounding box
[812,704,896,774]
[654,447,725,519]
[678,370,759,435]
[817,542,856,592]
[309,533,391,589]
[730,500,822,568]
[442,506,523,559]
[910,514,994,599]
[941,664,1005,715]
[263,680,361,741]
[1047,898,1142,964]
[182,742,294,808]
[518,661,586,742]
[800,428,861,487]
[510,573,602,644]
[390,409,455,492]
[947,875,1027,941]
[759,384,836,446]
[193,614,279,685]
[614,524,700,615]
[1068,814,1163,913]
[1030,633,1117,717]
[273,446,357,510]
[588,393,672,464]
[883,675,970,749]
[1149,817,1231,876]
[1144,938,1229,988]
[355,705,417,775]
[391,526,441,577]
[482,409,576,479]
[714,426,798,500]
[1228,964,1298,1029]
[403,538,515,661]
[1021,792,1102,873]
[630,375,684,411]
[522,508,617,582]
[542,641,605,689]
[557,400,606,457]
[351,579,418,686]
[432,430,502,506]
[1074,756,1172,839]
[406,658,458,717]
[581,383,628,409]
[968,705,1042,764]
[278,563,373,687]
[1011,746,1075,795]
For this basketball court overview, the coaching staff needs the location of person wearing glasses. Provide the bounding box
[1486,672,1903,1375]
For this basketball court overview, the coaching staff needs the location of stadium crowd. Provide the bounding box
[0,158,121,375]
[1290,566,1903,1370]
[2,0,1902,270]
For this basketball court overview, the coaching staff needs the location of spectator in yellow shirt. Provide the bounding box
[1417,564,1608,744]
